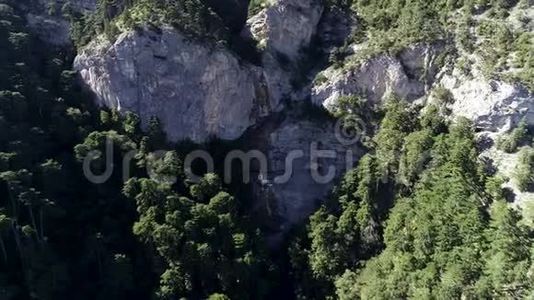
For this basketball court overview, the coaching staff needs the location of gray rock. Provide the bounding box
[242,0,325,107]
[74,26,272,143]
[312,43,446,109]
[75,0,327,144]
[248,115,363,244]
[246,0,323,60]
[441,72,533,134]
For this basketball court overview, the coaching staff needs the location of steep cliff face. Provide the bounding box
[242,0,325,104]
[247,114,363,244]
[75,26,272,143]
[74,0,327,143]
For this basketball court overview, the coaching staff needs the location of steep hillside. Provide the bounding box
[1,0,534,299]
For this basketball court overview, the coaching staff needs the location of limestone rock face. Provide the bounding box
[248,115,362,244]
[74,26,272,143]
[312,43,446,109]
[246,0,323,60]
[441,72,533,134]
[242,0,325,106]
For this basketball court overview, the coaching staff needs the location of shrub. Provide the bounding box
[248,0,268,15]
[313,73,329,86]
[497,119,529,153]
[432,85,455,106]
[514,147,534,192]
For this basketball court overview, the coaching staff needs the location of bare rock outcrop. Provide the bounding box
[74,0,327,142]
[435,65,534,207]
[441,71,533,134]
[74,26,272,143]
[312,43,446,109]
[243,0,324,103]
[245,0,323,60]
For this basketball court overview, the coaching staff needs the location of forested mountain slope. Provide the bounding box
[0,0,533,299]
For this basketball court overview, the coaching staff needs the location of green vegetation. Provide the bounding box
[476,16,534,89]
[0,2,273,299]
[116,0,228,39]
[0,1,148,298]
[291,98,534,299]
[2,0,534,299]
[248,0,269,15]
[124,173,274,298]
[70,0,253,49]
[514,147,534,192]
[432,85,455,107]
[331,0,532,89]
[334,0,466,67]
[70,0,126,47]
[497,119,530,153]
[70,0,262,64]
[70,0,228,47]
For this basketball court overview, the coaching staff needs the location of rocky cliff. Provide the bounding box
[42,0,534,237]
[312,42,447,108]
[438,64,534,206]
[245,113,363,244]
[74,26,272,143]
[241,0,325,105]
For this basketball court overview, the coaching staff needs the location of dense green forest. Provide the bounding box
[0,2,276,298]
[290,98,534,299]
[1,0,534,299]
